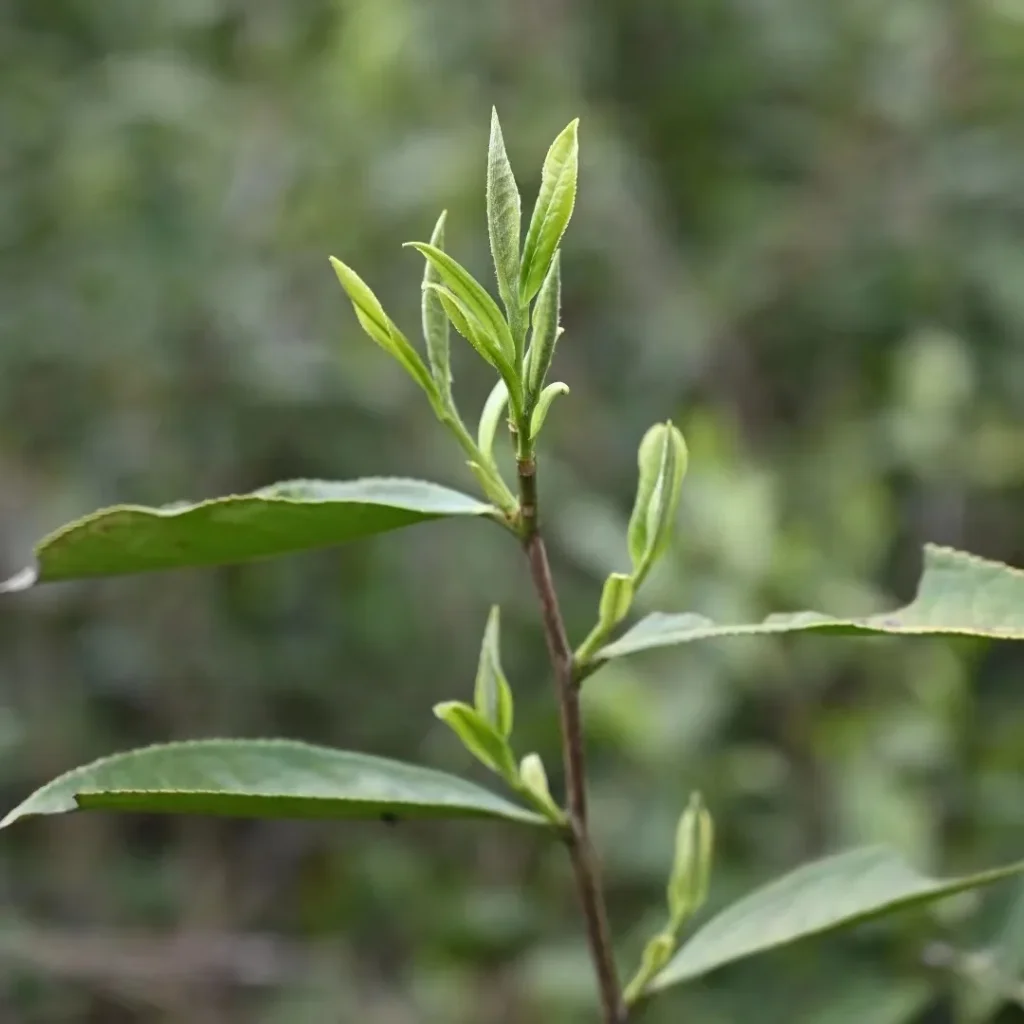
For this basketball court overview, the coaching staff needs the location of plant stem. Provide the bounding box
[517,454,627,1024]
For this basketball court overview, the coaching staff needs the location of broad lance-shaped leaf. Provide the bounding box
[598,544,1024,661]
[520,119,579,305]
[650,845,1024,992]
[0,479,497,589]
[0,739,548,829]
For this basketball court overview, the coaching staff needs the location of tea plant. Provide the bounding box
[5,112,1024,1022]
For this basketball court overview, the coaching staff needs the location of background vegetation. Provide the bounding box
[3,1,1024,1021]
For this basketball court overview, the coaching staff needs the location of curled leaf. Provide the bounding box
[478,380,510,466]
[520,119,579,305]
[529,382,569,440]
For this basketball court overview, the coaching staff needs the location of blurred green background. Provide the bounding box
[3,1,1024,1021]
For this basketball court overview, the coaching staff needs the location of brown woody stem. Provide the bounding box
[517,454,627,1024]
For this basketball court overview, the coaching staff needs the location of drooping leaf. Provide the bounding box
[651,846,1024,992]
[598,545,1024,662]
[421,211,453,405]
[0,479,497,589]
[0,739,548,829]
[473,606,514,738]
[529,382,569,440]
[433,701,518,782]
[486,108,522,315]
[478,380,510,466]
[329,257,437,403]
[525,252,562,403]
[405,243,515,363]
[519,119,579,305]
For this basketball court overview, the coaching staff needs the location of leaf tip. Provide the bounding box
[0,565,38,593]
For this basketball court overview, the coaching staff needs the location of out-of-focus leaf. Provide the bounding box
[652,846,1024,991]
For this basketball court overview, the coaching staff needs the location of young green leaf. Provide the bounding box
[421,210,453,405]
[486,108,522,315]
[423,283,520,401]
[474,606,514,738]
[517,753,564,823]
[0,739,549,829]
[624,933,675,1006]
[405,242,515,364]
[627,421,688,583]
[529,382,569,440]
[0,479,498,589]
[650,846,1024,992]
[478,380,510,466]
[596,545,1024,663]
[668,793,714,927]
[598,572,634,631]
[520,119,579,305]
[525,252,562,404]
[329,257,437,403]
[575,571,634,663]
[433,701,518,782]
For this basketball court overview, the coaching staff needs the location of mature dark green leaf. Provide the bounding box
[0,739,548,828]
[1,478,497,589]
[599,545,1024,662]
[652,846,1024,991]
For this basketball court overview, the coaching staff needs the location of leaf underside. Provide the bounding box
[599,544,1024,661]
[652,845,1024,991]
[0,478,496,589]
[0,739,548,829]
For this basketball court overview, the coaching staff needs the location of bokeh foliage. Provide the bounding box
[2,0,1024,1021]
